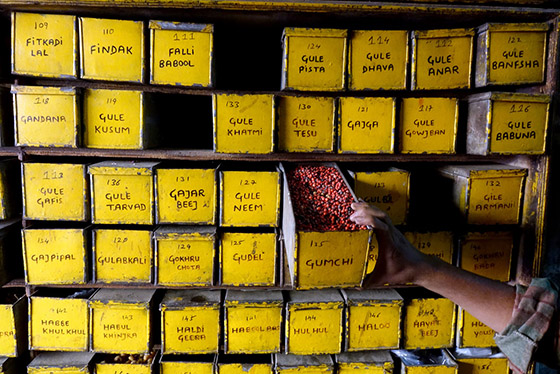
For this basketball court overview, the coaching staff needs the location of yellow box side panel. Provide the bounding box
[0,306,16,356]
[96,363,151,374]
[347,303,401,350]
[403,298,456,349]
[157,236,214,286]
[226,305,282,353]
[467,176,523,225]
[162,307,220,353]
[220,364,272,374]
[91,306,149,353]
[457,358,509,374]
[404,232,454,264]
[460,233,512,282]
[287,305,342,354]
[460,309,496,348]
[161,362,214,374]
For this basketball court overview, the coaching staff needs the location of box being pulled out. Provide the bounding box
[281,163,370,289]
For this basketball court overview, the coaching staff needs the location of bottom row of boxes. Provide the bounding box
[4,348,509,374]
[1,288,497,357]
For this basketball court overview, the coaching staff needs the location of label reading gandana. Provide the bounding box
[80,17,144,82]
[350,30,408,90]
[214,94,274,154]
[156,169,216,224]
[278,96,335,152]
[221,232,276,286]
[94,229,152,283]
[84,89,143,149]
[24,229,86,284]
[13,13,77,78]
[163,307,220,353]
[400,98,458,154]
[339,97,395,154]
[30,297,88,351]
[23,163,87,221]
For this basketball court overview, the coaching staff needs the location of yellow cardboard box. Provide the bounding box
[459,231,513,282]
[336,351,394,374]
[275,354,334,374]
[403,296,456,349]
[0,294,25,357]
[160,354,216,374]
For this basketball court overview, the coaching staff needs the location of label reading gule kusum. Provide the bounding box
[93,229,152,284]
[156,168,216,224]
[84,89,144,149]
[80,17,144,82]
[338,97,396,154]
[12,12,77,78]
[278,96,335,153]
[400,97,458,154]
[23,163,88,221]
[214,94,274,154]
[23,228,87,285]
[349,30,408,90]
[221,232,276,286]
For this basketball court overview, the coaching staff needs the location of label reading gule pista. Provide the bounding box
[23,229,86,284]
[150,22,213,87]
[338,97,395,154]
[488,30,546,84]
[350,30,408,90]
[13,13,77,77]
[92,306,147,352]
[80,17,144,82]
[84,89,143,149]
[288,304,342,354]
[278,96,335,152]
[23,163,87,221]
[163,307,220,353]
[94,229,152,283]
[30,297,88,350]
[156,168,216,224]
[221,232,276,286]
[404,298,455,349]
[226,305,282,353]
[490,99,548,154]
[400,97,458,154]
[214,94,274,154]
[157,236,215,286]
[460,232,512,282]
[414,30,473,89]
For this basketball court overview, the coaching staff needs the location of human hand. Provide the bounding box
[350,202,431,287]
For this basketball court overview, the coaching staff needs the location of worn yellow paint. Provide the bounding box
[155,230,215,286]
[282,28,347,91]
[456,357,509,374]
[278,96,335,152]
[220,170,280,227]
[276,365,333,374]
[93,229,152,284]
[481,23,548,86]
[220,363,272,374]
[220,232,276,286]
[404,364,457,374]
[28,367,88,374]
[156,168,216,224]
[338,97,396,154]
[12,86,79,147]
[84,88,146,149]
[161,361,214,374]
[460,231,513,282]
[412,29,474,89]
[400,97,458,154]
[12,12,77,78]
[23,163,88,221]
[96,363,151,374]
[353,170,410,225]
[346,301,402,350]
[225,303,282,353]
[365,235,378,275]
[295,231,370,289]
[466,170,526,225]
[0,305,16,357]
[88,162,156,225]
[457,307,496,348]
[79,17,144,82]
[287,301,343,354]
[150,21,213,87]
[488,93,550,154]
[337,362,392,374]
[30,296,88,351]
[22,228,87,285]
[404,231,454,264]
[90,302,150,353]
[403,298,456,349]
[161,306,220,353]
[214,93,275,154]
[349,30,408,90]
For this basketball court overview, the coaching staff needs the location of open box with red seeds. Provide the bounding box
[280,163,372,290]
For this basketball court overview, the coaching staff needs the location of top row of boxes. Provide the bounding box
[12,12,549,90]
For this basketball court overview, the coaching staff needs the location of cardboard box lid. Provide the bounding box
[342,289,403,303]
[28,352,95,368]
[288,289,343,304]
[88,161,159,176]
[160,289,222,309]
[477,22,549,33]
[154,226,217,238]
[90,288,157,306]
[275,354,334,368]
[149,20,213,32]
[225,290,283,305]
[336,351,393,364]
[412,28,474,38]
